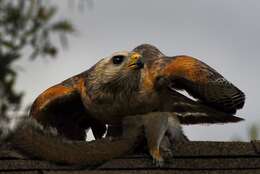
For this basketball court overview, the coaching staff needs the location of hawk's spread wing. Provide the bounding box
[155,55,245,114]
[30,74,106,140]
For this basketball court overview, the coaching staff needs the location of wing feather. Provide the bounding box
[166,89,244,124]
[30,76,106,140]
[160,55,245,114]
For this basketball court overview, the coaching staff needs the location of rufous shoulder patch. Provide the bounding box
[163,55,209,83]
[30,84,75,118]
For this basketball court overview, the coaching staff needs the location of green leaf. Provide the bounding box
[51,20,74,32]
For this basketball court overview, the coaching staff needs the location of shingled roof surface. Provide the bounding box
[0,141,260,174]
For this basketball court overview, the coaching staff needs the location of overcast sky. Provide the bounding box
[16,0,260,141]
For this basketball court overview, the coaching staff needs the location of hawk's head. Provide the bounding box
[88,51,144,94]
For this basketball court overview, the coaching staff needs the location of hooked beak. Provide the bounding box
[128,52,144,69]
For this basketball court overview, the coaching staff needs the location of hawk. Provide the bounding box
[29,44,245,142]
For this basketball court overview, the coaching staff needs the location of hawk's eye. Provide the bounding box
[112,55,125,65]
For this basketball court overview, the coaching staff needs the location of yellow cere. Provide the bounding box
[130,52,142,60]
[128,52,142,68]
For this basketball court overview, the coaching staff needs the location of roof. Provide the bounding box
[1,140,260,173]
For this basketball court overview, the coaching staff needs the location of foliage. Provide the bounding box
[0,0,74,117]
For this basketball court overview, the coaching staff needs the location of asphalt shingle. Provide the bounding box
[0,141,259,173]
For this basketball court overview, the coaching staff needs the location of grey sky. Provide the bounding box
[16,0,260,141]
